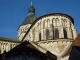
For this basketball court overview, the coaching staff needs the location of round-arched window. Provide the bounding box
[54,29,59,38]
[46,30,49,40]
[63,29,67,38]
[39,33,41,41]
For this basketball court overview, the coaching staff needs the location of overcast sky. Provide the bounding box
[0,0,80,39]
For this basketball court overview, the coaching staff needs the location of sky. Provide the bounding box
[0,0,80,39]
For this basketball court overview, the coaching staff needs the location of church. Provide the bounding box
[0,2,79,60]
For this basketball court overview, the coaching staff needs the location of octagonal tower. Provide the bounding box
[18,2,36,41]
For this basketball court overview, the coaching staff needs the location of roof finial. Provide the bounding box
[31,1,32,5]
[28,1,35,14]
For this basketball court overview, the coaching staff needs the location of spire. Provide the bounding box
[28,2,35,14]
[20,2,36,25]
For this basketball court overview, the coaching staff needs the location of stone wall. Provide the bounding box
[0,41,19,54]
[24,15,77,41]
[35,39,73,56]
[18,24,31,41]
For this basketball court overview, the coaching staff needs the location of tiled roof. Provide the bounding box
[21,14,36,25]
[21,3,36,26]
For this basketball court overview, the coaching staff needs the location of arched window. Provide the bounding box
[4,50,6,53]
[46,30,49,40]
[39,33,41,41]
[54,29,59,38]
[53,29,54,39]
[63,29,67,38]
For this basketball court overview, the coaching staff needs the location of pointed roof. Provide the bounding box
[21,2,36,25]
[28,2,35,13]
[21,14,36,25]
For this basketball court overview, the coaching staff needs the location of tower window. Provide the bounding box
[54,29,59,38]
[63,29,67,38]
[39,33,41,41]
[46,30,49,40]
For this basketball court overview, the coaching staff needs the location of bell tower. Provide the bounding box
[18,2,36,41]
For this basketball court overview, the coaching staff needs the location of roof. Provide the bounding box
[69,46,80,60]
[0,41,57,60]
[31,13,74,25]
[21,3,36,26]
[0,37,20,43]
[7,41,42,52]
[21,14,36,25]
[63,34,80,57]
